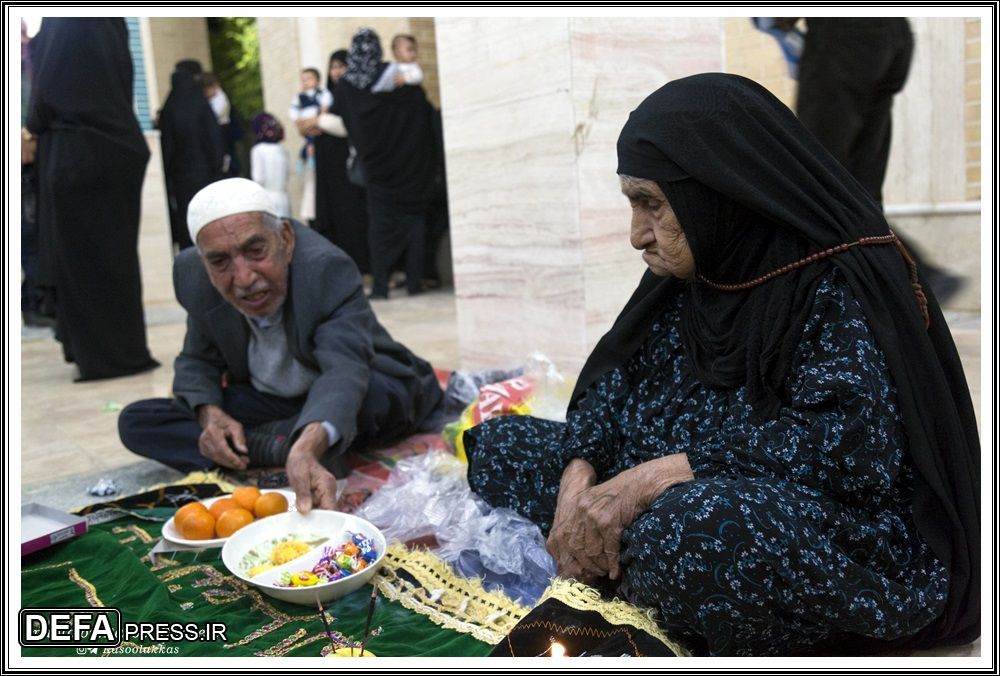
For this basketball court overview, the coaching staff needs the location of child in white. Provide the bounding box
[249,113,290,218]
[371,34,424,93]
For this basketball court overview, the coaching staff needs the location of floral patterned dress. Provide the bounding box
[465,268,947,656]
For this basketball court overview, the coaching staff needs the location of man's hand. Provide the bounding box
[394,73,406,87]
[196,404,248,470]
[285,422,337,514]
[546,454,694,583]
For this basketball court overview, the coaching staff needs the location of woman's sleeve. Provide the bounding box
[317,112,347,137]
[691,276,907,510]
[561,367,628,477]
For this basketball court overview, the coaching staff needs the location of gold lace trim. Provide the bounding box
[538,578,690,656]
[371,543,530,645]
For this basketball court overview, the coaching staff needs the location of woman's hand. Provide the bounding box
[547,454,695,583]
[546,459,601,582]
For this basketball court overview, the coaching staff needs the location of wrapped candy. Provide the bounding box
[275,532,379,587]
[353,533,377,563]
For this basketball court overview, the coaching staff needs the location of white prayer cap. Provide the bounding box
[187,178,280,245]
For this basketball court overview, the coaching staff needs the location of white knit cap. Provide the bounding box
[187,178,280,245]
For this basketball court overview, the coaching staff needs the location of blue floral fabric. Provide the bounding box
[465,268,948,655]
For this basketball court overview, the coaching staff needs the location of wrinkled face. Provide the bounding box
[329,59,347,84]
[394,39,417,63]
[622,176,695,279]
[300,71,319,91]
[197,212,296,319]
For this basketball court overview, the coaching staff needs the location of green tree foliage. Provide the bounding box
[207,17,264,120]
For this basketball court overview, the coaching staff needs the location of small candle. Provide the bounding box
[326,647,376,658]
[549,642,567,658]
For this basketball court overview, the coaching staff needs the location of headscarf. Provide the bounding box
[156,63,224,177]
[250,112,284,143]
[343,28,384,90]
[573,73,979,651]
[327,49,348,93]
[174,59,203,76]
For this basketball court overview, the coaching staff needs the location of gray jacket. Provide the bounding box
[171,222,442,455]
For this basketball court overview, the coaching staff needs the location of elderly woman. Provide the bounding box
[465,74,979,656]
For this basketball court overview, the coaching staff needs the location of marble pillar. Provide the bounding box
[436,17,723,378]
[883,18,981,313]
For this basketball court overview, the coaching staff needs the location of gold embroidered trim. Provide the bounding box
[23,561,73,573]
[254,628,310,657]
[125,524,156,544]
[370,543,530,645]
[68,568,105,608]
[502,619,644,656]
[538,578,689,656]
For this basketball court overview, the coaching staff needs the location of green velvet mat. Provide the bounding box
[20,508,491,658]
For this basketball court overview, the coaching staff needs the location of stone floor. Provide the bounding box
[17,287,982,657]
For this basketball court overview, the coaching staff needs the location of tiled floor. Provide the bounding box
[18,288,982,657]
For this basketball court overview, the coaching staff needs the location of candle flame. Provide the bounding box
[550,642,566,658]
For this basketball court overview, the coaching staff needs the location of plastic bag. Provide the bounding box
[442,367,524,417]
[522,352,569,423]
[355,451,472,544]
[442,353,570,462]
[354,452,556,605]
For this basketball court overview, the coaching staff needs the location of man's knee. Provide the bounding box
[118,399,158,450]
[117,398,191,451]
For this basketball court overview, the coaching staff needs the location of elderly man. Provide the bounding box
[119,178,443,511]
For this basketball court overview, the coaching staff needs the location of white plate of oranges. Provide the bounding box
[162,487,297,547]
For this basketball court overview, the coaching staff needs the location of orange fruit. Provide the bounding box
[209,498,240,520]
[253,492,289,519]
[215,508,255,538]
[232,487,261,511]
[179,510,216,541]
[174,502,209,530]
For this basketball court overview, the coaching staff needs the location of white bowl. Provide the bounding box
[220,510,386,605]
[161,489,297,547]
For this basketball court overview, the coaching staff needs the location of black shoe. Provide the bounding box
[367,291,388,301]
[245,419,295,467]
[257,469,290,489]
